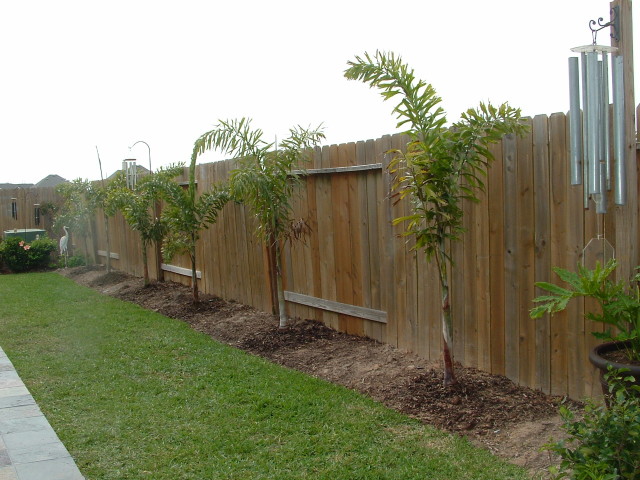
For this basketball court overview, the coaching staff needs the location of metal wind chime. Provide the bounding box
[568,6,624,266]
[122,158,138,190]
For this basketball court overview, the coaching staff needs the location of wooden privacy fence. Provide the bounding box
[4,111,637,400]
[0,187,60,238]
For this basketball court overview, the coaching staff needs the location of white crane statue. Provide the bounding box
[59,226,69,266]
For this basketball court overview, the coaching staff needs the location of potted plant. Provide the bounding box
[530,259,640,393]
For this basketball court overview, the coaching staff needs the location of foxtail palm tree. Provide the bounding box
[192,118,324,327]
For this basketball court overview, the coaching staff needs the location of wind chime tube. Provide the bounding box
[612,55,626,205]
[598,60,605,167]
[595,161,608,214]
[581,52,590,208]
[568,57,582,185]
[601,53,611,190]
[132,163,137,189]
[586,51,601,195]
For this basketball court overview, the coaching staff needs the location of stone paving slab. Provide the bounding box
[0,347,84,480]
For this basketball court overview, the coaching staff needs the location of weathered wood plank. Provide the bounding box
[161,263,202,278]
[488,141,506,376]
[292,163,382,175]
[390,134,410,352]
[549,112,570,396]
[563,112,586,400]
[378,135,397,347]
[305,147,324,322]
[475,185,492,372]
[345,141,365,335]
[284,291,387,323]
[533,114,552,394]
[517,118,536,389]
[318,145,339,330]
[364,139,383,342]
[332,143,354,332]
[97,250,120,259]
[502,133,520,383]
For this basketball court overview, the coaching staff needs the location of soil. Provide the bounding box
[602,348,640,367]
[60,266,584,479]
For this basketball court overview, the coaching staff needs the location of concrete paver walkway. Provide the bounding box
[0,347,84,480]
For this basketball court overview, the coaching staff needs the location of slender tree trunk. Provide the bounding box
[88,218,98,266]
[142,242,149,286]
[275,239,287,328]
[104,213,111,273]
[82,235,90,265]
[437,238,456,386]
[190,240,198,303]
[156,238,165,282]
[155,201,164,282]
[266,241,279,315]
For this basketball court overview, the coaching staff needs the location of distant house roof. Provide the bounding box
[35,174,68,188]
[0,183,33,189]
[0,175,68,190]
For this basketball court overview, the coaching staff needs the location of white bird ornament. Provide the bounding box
[59,226,69,255]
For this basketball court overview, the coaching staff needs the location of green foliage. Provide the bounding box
[0,236,57,272]
[66,255,87,268]
[546,368,640,479]
[345,51,527,262]
[55,178,120,240]
[55,179,95,241]
[191,118,324,324]
[53,254,86,269]
[531,260,640,361]
[109,165,185,283]
[161,182,230,262]
[159,153,229,301]
[192,118,325,243]
[345,50,527,384]
[109,166,183,242]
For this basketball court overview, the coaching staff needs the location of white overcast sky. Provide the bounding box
[0,0,636,184]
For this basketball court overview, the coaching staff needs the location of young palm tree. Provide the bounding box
[192,118,325,328]
[109,165,184,286]
[345,51,527,385]
[161,158,229,303]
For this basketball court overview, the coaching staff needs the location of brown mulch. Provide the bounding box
[61,265,584,478]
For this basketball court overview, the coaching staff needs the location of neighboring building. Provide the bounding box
[0,174,68,190]
[35,174,67,188]
[0,183,33,189]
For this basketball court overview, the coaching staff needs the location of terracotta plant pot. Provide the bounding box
[589,340,640,397]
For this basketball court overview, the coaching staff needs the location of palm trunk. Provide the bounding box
[275,239,287,328]
[154,201,164,282]
[142,241,149,286]
[190,239,198,303]
[437,238,456,386]
[104,213,111,273]
[156,238,165,282]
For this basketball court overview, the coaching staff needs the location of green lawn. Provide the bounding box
[0,273,529,479]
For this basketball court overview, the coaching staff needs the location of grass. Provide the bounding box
[0,273,529,479]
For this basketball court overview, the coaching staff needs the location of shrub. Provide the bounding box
[0,236,57,273]
[546,368,640,479]
[56,254,86,268]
